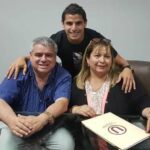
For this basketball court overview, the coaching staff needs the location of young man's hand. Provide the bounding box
[6,56,28,79]
[116,67,136,93]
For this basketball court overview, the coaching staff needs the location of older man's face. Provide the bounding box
[30,44,56,76]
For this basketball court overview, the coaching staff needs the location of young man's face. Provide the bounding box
[62,14,87,44]
[30,44,56,76]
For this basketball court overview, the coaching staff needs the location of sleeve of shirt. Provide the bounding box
[50,33,56,41]
[53,68,72,101]
[0,77,20,103]
[111,47,118,58]
[50,31,62,46]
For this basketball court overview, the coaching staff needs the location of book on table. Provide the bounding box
[82,112,150,150]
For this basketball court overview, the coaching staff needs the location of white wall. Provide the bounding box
[0,0,150,81]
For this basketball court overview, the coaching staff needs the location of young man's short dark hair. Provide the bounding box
[61,3,87,23]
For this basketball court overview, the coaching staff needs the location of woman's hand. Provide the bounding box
[116,68,136,93]
[142,107,150,132]
[6,56,28,79]
[71,105,96,117]
[146,117,150,132]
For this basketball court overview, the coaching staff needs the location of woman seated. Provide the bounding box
[69,38,150,150]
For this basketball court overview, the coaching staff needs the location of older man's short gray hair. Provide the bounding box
[32,36,58,53]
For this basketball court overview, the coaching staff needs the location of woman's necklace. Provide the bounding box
[85,76,110,114]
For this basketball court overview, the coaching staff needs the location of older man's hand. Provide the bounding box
[8,116,32,137]
[17,114,49,137]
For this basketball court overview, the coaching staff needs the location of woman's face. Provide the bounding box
[86,45,112,76]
